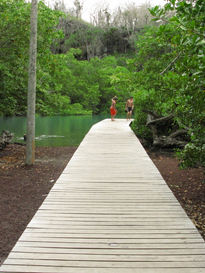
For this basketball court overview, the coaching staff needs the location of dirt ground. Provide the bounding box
[0,144,204,265]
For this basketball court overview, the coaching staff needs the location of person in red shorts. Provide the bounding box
[110,96,118,121]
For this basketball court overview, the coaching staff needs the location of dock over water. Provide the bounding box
[1,119,205,273]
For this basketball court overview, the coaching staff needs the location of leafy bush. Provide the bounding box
[131,88,156,141]
[129,0,205,167]
[177,142,205,168]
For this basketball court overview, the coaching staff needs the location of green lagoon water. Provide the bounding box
[0,115,109,146]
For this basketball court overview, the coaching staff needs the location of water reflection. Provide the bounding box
[0,115,109,146]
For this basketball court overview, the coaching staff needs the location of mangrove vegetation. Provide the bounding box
[0,0,204,167]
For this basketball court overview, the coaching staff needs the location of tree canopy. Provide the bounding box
[0,0,204,167]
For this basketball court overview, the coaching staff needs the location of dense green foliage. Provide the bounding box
[0,0,204,166]
[0,0,135,116]
[131,0,205,167]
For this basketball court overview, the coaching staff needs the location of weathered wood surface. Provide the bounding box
[1,119,205,273]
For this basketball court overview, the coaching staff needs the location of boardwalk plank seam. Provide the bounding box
[1,119,205,273]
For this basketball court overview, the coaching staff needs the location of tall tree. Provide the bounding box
[73,0,83,19]
[26,0,38,165]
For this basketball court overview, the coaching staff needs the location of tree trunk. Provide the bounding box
[26,0,38,165]
[144,110,189,148]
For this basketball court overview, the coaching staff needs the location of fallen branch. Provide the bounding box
[169,129,188,138]
[143,110,189,148]
[153,135,187,148]
[0,130,13,150]
[146,113,174,126]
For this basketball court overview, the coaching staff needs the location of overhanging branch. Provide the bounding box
[160,53,181,75]
[146,113,174,126]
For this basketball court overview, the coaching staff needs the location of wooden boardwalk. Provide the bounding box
[1,119,205,273]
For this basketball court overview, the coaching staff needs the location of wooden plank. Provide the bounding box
[11,246,205,255]
[18,234,203,243]
[1,265,205,273]
[28,215,194,224]
[24,228,200,235]
[32,215,189,220]
[12,241,205,249]
[1,119,205,273]
[3,259,205,267]
[21,232,202,239]
[34,214,188,218]
[7,252,205,262]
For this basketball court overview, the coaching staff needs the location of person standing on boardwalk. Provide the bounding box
[110,96,118,121]
[125,97,134,120]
